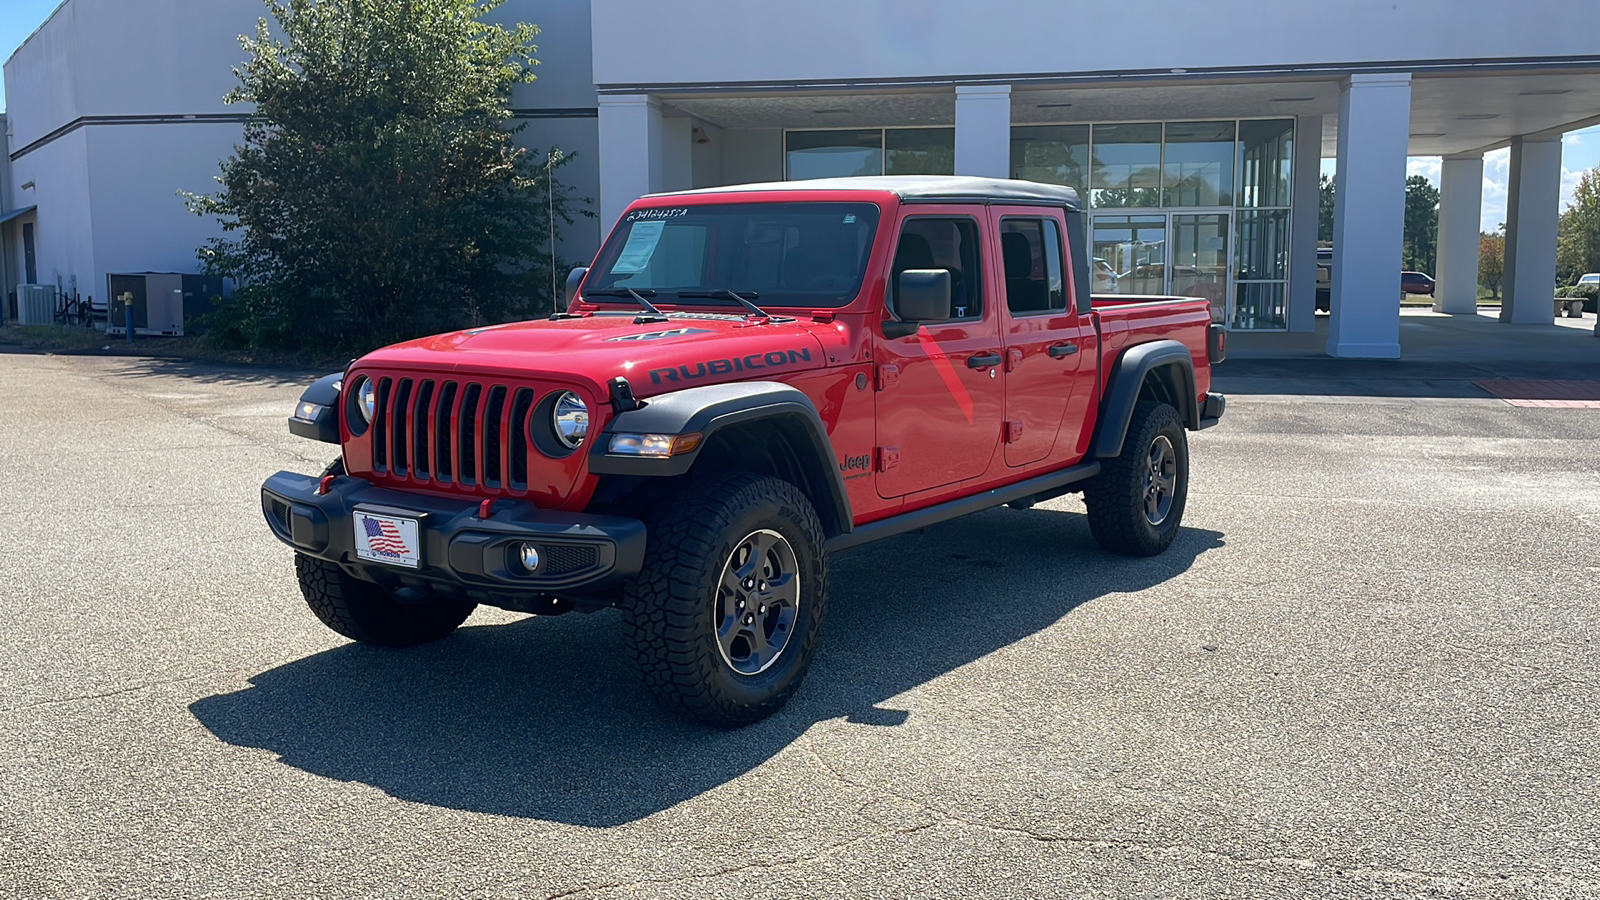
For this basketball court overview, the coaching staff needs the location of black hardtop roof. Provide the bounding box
[647,175,1081,210]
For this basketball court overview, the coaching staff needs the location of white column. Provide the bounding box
[1501,135,1562,325]
[1287,115,1323,332]
[1327,73,1411,359]
[597,94,663,233]
[1433,154,1484,314]
[955,85,1011,178]
[660,118,694,193]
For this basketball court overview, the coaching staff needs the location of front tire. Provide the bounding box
[295,554,476,647]
[621,472,829,727]
[1084,400,1189,557]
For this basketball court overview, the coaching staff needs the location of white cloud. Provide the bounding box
[1407,157,1441,185]
[1482,148,1511,234]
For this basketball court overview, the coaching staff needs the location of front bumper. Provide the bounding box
[261,471,646,598]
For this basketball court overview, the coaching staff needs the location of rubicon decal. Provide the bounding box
[649,348,813,384]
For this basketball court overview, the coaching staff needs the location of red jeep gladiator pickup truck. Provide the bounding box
[262,176,1226,725]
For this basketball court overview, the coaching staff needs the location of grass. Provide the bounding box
[0,324,347,370]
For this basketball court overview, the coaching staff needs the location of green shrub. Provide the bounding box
[1555,283,1598,312]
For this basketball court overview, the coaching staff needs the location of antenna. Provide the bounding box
[547,149,563,313]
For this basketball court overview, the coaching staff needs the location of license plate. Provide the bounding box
[353,509,421,569]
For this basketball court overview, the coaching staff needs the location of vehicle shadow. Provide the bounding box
[190,506,1223,826]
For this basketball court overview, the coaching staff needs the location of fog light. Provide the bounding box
[293,401,326,424]
[518,544,541,572]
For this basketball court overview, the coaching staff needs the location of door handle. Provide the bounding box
[1047,343,1079,358]
[967,352,1003,369]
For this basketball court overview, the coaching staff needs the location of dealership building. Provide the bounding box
[4,0,1599,356]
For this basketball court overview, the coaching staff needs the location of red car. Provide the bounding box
[1401,271,1435,295]
[262,176,1226,725]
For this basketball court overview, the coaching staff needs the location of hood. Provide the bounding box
[356,312,834,396]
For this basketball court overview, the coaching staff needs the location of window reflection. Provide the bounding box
[1010,125,1090,190]
[1163,121,1235,207]
[785,130,882,180]
[1239,119,1294,208]
[885,128,955,176]
[1091,123,1162,208]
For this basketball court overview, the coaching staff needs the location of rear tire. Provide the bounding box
[295,554,476,647]
[1084,400,1189,557]
[621,472,829,727]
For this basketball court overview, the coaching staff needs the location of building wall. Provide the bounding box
[719,130,783,185]
[84,123,246,293]
[9,129,94,298]
[590,0,1600,87]
[3,0,604,306]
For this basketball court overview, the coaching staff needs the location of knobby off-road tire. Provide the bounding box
[621,472,829,727]
[295,554,477,648]
[1084,400,1189,557]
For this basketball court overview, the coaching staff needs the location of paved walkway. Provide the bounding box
[1217,309,1600,398]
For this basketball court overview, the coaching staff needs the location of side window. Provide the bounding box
[1000,218,1067,315]
[892,217,984,320]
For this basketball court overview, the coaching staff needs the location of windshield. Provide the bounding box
[586,202,882,308]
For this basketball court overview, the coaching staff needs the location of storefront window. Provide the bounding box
[1238,119,1294,208]
[1233,282,1286,330]
[785,130,882,180]
[885,128,955,175]
[1090,123,1162,208]
[1010,125,1090,190]
[1164,121,1235,207]
[1236,210,1291,282]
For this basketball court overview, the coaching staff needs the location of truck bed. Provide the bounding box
[1090,293,1217,401]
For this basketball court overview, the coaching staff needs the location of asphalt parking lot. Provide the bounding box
[2,348,1598,898]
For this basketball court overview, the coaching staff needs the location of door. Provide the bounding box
[993,209,1088,468]
[1091,212,1231,322]
[1091,215,1166,295]
[1168,213,1229,323]
[875,213,1004,498]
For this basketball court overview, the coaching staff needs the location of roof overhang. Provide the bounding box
[0,205,37,226]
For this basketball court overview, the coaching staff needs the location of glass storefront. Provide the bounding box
[1012,118,1296,330]
[781,118,1298,330]
[785,128,955,180]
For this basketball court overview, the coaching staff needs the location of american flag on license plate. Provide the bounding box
[363,517,410,555]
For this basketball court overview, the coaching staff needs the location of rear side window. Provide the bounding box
[892,217,984,319]
[1000,218,1066,315]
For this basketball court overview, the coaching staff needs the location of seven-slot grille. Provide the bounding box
[367,376,540,493]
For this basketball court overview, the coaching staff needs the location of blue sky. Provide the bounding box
[3,0,1598,232]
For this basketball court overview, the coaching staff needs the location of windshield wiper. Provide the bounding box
[675,290,793,322]
[582,287,668,323]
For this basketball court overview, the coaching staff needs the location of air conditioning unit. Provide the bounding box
[17,284,58,325]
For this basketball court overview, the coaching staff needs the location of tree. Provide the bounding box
[1479,228,1505,300]
[187,0,588,354]
[1402,174,1440,275]
[1318,173,1336,243]
[1556,167,1600,283]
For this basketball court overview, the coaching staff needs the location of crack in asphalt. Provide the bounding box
[0,675,212,715]
[540,820,941,900]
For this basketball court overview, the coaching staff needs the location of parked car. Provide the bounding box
[1092,257,1119,292]
[1315,246,1332,311]
[1401,271,1435,296]
[261,176,1226,726]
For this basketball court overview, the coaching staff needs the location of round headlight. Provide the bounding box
[354,378,377,425]
[552,391,590,449]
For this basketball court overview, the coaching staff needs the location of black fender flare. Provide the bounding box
[588,381,853,538]
[287,372,344,444]
[1092,340,1199,459]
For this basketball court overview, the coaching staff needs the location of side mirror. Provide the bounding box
[887,269,951,338]
[564,266,589,305]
